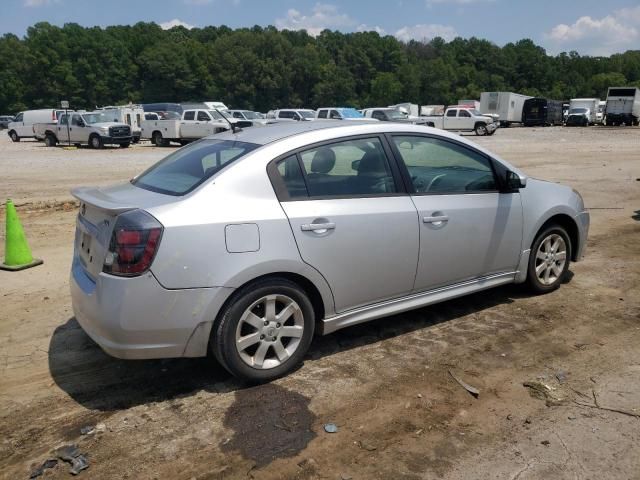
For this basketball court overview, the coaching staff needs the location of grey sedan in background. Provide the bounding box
[70,121,589,381]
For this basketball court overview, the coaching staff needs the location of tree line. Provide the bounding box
[1,21,639,114]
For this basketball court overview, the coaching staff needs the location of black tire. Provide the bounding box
[119,142,130,148]
[44,134,57,147]
[475,123,488,136]
[152,131,167,147]
[74,143,81,148]
[9,130,19,142]
[210,277,315,382]
[89,134,103,149]
[527,224,571,294]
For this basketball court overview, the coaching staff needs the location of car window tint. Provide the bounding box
[446,109,457,117]
[329,110,341,119]
[279,111,293,119]
[197,111,210,121]
[459,110,471,117]
[15,113,24,122]
[318,110,327,119]
[392,136,497,194]
[72,115,83,126]
[184,111,195,121]
[133,139,259,195]
[276,155,308,199]
[298,137,397,197]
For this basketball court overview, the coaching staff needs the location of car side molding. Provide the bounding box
[319,271,516,335]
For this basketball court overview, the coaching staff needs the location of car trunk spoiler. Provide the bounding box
[71,186,137,215]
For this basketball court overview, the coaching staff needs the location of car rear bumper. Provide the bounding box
[70,258,232,359]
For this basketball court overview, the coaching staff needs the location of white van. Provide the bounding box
[7,109,67,141]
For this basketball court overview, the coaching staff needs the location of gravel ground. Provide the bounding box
[0,126,639,480]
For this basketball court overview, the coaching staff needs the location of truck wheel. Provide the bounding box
[44,134,57,147]
[475,124,488,136]
[9,130,19,142]
[119,142,130,148]
[152,131,168,147]
[89,134,104,149]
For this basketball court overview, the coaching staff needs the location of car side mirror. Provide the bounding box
[506,170,526,189]
[77,121,85,127]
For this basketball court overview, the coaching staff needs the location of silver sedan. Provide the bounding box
[70,121,589,381]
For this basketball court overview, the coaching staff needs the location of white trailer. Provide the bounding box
[480,92,532,127]
[458,99,480,110]
[605,87,640,126]
[99,105,145,142]
[569,98,599,124]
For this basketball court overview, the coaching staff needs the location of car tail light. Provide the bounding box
[103,209,163,276]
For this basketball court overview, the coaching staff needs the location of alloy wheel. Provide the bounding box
[534,233,567,286]
[235,294,304,369]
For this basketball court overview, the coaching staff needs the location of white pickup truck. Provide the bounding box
[34,111,132,148]
[421,107,498,136]
[141,108,236,146]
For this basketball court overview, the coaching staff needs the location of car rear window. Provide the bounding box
[132,139,259,196]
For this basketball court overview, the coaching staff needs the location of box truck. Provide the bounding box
[605,87,640,126]
[480,92,532,127]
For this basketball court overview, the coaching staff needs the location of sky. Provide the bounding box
[4,0,640,56]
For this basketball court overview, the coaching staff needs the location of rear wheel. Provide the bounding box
[44,134,57,147]
[527,225,571,294]
[152,131,168,147]
[89,134,103,149]
[119,142,130,148]
[211,278,315,382]
[9,130,19,142]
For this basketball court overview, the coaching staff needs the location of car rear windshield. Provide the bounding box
[132,139,259,195]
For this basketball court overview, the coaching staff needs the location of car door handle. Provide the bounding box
[301,222,336,232]
[423,215,449,224]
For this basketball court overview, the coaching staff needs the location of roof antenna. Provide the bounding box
[215,108,241,133]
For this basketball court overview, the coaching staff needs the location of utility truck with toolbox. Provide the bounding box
[37,111,132,148]
[421,106,497,136]
[141,108,234,147]
[605,87,640,126]
[99,105,144,143]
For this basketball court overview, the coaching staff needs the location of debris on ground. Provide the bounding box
[555,371,568,384]
[53,444,90,475]
[30,458,58,478]
[357,440,377,452]
[80,425,94,435]
[523,381,568,406]
[574,389,640,418]
[448,369,480,398]
[324,423,338,433]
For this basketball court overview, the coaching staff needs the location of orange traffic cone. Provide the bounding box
[0,200,43,271]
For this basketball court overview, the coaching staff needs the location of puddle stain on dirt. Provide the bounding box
[221,383,316,467]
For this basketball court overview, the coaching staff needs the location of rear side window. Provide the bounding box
[392,136,497,194]
[446,109,457,117]
[279,111,294,119]
[276,155,308,199]
[133,139,259,195]
[184,111,195,121]
[317,110,327,119]
[297,137,397,197]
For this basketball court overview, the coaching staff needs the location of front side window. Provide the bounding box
[279,111,293,119]
[329,110,341,119]
[458,110,471,118]
[14,113,24,122]
[133,139,259,195]
[197,111,210,121]
[392,136,497,194]
[72,114,84,126]
[295,137,397,197]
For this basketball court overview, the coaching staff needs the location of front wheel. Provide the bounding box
[89,134,104,149]
[527,225,571,294]
[475,124,488,136]
[9,131,19,142]
[119,142,130,148]
[210,278,315,382]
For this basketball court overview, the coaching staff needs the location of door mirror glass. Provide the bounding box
[506,170,526,189]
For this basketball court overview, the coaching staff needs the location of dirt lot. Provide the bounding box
[1,127,639,480]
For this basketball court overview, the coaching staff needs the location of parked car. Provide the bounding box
[421,106,498,135]
[316,107,376,121]
[266,109,316,122]
[605,87,640,126]
[565,107,591,127]
[0,115,15,129]
[361,107,428,124]
[140,108,239,146]
[228,110,269,125]
[42,111,132,148]
[480,92,532,127]
[70,121,589,381]
[521,98,564,127]
[596,100,606,124]
[7,109,67,141]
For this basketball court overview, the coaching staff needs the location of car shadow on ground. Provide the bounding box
[48,280,566,412]
[632,210,640,221]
